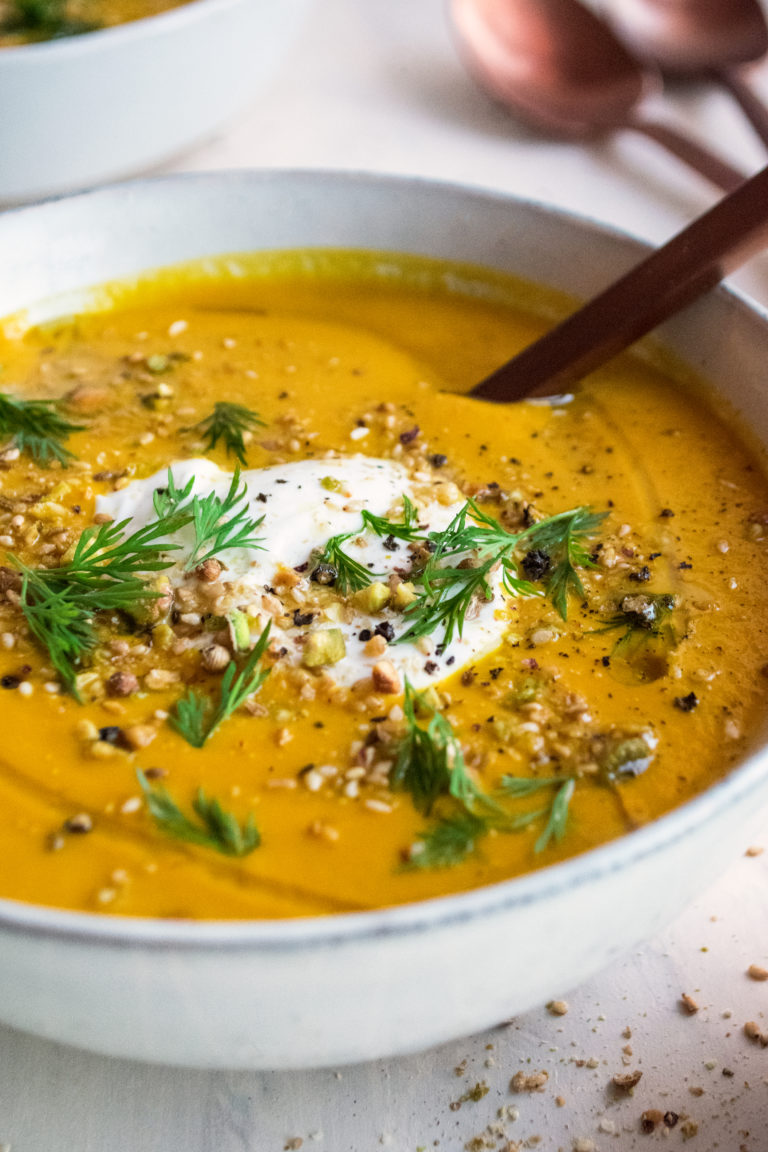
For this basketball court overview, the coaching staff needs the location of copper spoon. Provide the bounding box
[470,163,768,401]
[604,0,768,149]
[450,0,746,191]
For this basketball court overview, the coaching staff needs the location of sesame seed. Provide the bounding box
[364,799,393,813]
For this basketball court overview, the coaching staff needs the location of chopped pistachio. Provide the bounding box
[146,354,171,374]
[392,580,417,610]
[352,581,390,613]
[600,735,653,781]
[228,609,251,653]
[302,628,346,668]
[503,676,541,709]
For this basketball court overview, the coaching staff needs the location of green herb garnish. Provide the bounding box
[171,622,271,748]
[151,469,195,518]
[152,466,264,571]
[522,507,607,620]
[398,503,499,645]
[397,501,532,645]
[406,811,488,870]
[406,802,546,870]
[397,701,582,870]
[17,576,97,697]
[532,778,575,853]
[597,592,678,682]
[390,681,493,816]
[399,501,604,643]
[15,509,190,694]
[183,469,264,571]
[14,469,264,694]
[317,532,375,596]
[191,401,265,466]
[498,773,576,853]
[137,769,260,857]
[313,496,602,624]
[497,773,574,797]
[0,391,83,466]
[312,496,420,596]
[392,681,534,870]
[361,494,420,541]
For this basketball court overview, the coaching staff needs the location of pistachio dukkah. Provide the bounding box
[0,249,767,919]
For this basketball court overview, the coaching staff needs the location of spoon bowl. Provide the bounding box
[450,0,746,190]
[607,0,768,75]
[451,0,652,136]
[606,0,768,148]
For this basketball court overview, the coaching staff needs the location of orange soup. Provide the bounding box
[0,250,766,919]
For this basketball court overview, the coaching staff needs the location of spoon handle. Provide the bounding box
[470,163,768,402]
[625,117,745,192]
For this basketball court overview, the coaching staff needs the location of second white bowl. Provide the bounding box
[0,0,312,204]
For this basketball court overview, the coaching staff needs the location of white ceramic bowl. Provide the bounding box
[0,0,312,204]
[1,170,768,1070]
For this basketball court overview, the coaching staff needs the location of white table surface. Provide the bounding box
[4,2,768,1149]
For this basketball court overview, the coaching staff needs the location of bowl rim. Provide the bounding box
[0,0,251,60]
[1,166,767,952]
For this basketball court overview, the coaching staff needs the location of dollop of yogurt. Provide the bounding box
[98,457,510,690]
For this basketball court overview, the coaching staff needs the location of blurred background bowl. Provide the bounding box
[0,0,313,205]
